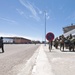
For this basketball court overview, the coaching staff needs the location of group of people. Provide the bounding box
[53,34,75,51]
[0,37,4,53]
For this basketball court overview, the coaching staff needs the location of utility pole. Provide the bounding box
[44,11,46,46]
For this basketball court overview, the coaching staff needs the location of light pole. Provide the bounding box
[44,11,46,46]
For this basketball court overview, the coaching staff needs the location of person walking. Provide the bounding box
[0,37,4,53]
[54,37,59,49]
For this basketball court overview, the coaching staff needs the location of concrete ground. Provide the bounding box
[43,44,75,75]
[0,44,75,75]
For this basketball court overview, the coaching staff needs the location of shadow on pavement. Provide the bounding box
[60,50,75,52]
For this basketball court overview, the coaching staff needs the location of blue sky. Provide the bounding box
[0,0,75,41]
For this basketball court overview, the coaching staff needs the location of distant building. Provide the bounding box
[3,37,31,44]
[13,37,31,44]
[63,24,75,33]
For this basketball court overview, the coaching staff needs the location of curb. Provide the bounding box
[31,45,54,75]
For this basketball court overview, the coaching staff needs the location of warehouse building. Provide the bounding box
[3,37,31,44]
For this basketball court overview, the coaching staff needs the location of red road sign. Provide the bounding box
[46,32,54,41]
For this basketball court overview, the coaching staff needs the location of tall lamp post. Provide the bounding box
[44,11,46,46]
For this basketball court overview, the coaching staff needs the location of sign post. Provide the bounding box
[46,32,54,51]
[46,32,54,42]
